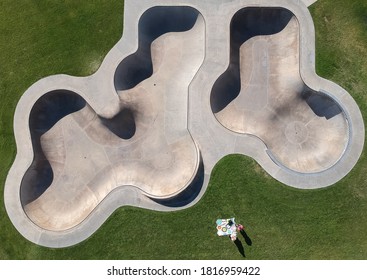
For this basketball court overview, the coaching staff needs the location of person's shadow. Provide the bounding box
[234,238,245,257]
[240,229,252,246]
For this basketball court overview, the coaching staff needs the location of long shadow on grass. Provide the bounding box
[240,230,252,246]
[234,238,245,258]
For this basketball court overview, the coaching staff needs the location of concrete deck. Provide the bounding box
[4,0,364,247]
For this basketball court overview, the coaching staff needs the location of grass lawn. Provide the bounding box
[0,0,367,259]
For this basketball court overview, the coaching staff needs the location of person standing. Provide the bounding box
[237,223,244,231]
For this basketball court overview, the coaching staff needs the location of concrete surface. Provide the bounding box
[4,0,365,247]
[212,9,348,173]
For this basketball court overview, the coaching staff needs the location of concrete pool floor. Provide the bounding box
[4,0,364,247]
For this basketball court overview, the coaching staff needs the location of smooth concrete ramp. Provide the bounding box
[4,0,364,247]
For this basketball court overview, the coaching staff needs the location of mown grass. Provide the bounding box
[0,0,367,259]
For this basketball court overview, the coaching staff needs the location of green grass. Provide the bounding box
[1,0,367,259]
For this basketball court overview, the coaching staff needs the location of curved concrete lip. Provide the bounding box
[4,0,364,248]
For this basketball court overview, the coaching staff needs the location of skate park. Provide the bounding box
[4,0,364,247]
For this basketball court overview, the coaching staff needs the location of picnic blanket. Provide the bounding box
[216,218,237,238]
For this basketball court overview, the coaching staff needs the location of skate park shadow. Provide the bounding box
[301,88,343,120]
[240,229,252,246]
[234,238,246,258]
[211,7,293,113]
[150,156,204,207]
[100,107,136,139]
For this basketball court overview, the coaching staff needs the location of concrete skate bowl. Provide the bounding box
[114,6,203,91]
[210,7,349,173]
[21,80,200,232]
[19,6,204,232]
[113,5,205,203]
[112,6,205,207]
